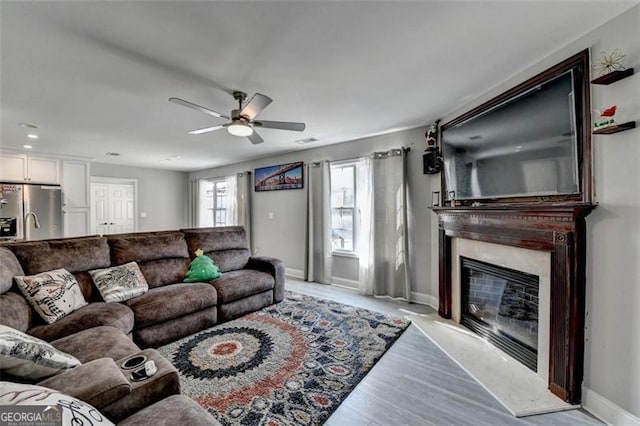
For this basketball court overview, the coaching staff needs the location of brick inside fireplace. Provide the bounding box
[461,256,540,371]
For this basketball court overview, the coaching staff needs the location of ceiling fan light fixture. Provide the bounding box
[228,122,253,137]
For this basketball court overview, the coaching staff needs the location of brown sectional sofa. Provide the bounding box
[0,226,284,424]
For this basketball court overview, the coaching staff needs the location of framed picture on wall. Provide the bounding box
[254,161,304,191]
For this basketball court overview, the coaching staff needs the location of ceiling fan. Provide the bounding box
[169,91,305,144]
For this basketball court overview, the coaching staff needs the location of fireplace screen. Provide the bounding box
[461,257,539,371]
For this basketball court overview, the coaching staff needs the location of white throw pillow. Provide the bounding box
[0,325,81,380]
[0,382,115,426]
[14,268,87,324]
[89,261,149,303]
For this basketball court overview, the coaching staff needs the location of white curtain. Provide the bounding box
[305,161,333,284]
[357,157,374,294]
[358,148,411,300]
[236,171,253,250]
[187,179,198,228]
[224,174,237,227]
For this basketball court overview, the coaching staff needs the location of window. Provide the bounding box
[198,179,229,227]
[330,163,356,252]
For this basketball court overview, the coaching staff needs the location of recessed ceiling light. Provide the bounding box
[23,144,33,149]
[105,152,121,156]
[18,122,38,129]
[27,134,38,139]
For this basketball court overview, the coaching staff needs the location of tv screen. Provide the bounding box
[442,70,580,201]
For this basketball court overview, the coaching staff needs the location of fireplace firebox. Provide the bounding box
[461,257,539,371]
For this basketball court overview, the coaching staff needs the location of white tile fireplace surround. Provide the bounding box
[409,238,578,416]
[450,238,551,383]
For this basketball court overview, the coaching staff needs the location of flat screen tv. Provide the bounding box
[441,55,588,202]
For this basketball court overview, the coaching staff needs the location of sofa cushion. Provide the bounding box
[108,232,190,288]
[0,325,80,380]
[0,382,115,425]
[15,268,88,324]
[118,395,222,426]
[51,326,140,363]
[38,358,131,409]
[6,236,111,301]
[125,283,217,328]
[132,307,217,348]
[90,261,149,302]
[28,302,134,342]
[0,246,24,294]
[212,269,275,304]
[0,291,33,332]
[183,227,251,272]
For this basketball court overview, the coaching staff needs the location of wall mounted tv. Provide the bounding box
[441,51,590,203]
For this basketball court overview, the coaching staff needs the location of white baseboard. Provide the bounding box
[411,291,438,310]
[285,268,304,280]
[582,386,640,425]
[331,276,359,289]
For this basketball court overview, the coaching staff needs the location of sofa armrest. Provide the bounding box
[246,256,285,303]
[37,358,131,409]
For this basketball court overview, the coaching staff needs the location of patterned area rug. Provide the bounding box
[158,291,410,425]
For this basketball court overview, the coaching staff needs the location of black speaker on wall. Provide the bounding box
[423,148,443,174]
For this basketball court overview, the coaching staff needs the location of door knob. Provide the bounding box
[100,222,108,225]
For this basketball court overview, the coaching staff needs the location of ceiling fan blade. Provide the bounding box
[253,120,306,132]
[247,131,264,145]
[187,124,228,135]
[240,93,272,119]
[169,97,230,119]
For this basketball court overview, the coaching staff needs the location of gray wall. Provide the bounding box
[190,127,435,298]
[91,162,189,232]
[188,6,640,417]
[435,5,640,418]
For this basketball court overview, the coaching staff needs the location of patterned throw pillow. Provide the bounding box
[0,382,115,425]
[14,269,88,324]
[0,325,81,380]
[89,262,149,303]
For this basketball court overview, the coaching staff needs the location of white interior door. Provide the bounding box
[108,184,135,234]
[91,180,136,235]
[91,183,110,235]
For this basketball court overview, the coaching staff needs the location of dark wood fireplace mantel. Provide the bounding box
[432,203,596,403]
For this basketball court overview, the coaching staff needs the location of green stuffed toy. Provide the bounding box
[184,248,222,282]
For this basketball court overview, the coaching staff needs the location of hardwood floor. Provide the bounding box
[285,279,602,426]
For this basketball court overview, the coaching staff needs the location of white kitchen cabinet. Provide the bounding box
[62,160,90,208]
[0,153,28,181]
[0,152,61,184]
[63,209,90,237]
[28,156,61,184]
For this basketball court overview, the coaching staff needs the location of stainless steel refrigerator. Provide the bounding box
[0,183,62,241]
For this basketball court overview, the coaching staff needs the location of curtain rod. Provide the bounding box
[329,147,411,165]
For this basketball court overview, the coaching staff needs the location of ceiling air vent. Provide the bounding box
[295,137,318,145]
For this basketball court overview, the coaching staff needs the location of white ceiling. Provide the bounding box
[1,1,636,172]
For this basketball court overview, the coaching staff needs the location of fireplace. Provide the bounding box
[461,257,539,371]
[433,204,595,403]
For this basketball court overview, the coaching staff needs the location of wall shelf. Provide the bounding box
[591,68,634,85]
[592,121,636,135]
